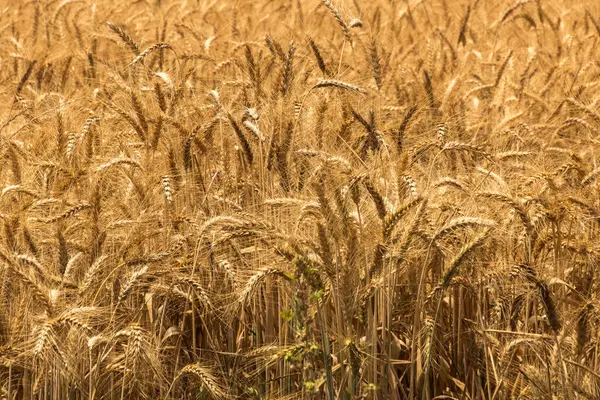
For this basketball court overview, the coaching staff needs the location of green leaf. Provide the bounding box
[280,309,294,322]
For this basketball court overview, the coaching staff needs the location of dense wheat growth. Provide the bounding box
[1,0,600,398]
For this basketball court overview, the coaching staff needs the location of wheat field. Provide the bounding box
[0,0,599,398]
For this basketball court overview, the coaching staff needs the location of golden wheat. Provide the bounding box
[0,0,600,398]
